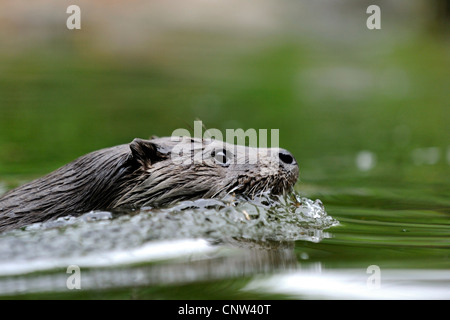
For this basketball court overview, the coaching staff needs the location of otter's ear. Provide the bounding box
[129,138,164,169]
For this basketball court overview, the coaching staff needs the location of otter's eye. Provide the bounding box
[211,149,231,167]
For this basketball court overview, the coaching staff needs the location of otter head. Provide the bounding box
[114,136,299,208]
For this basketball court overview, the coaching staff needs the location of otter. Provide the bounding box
[0,136,299,232]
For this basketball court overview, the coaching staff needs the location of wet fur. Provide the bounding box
[0,137,298,232]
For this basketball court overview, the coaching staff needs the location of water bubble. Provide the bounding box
[356,150,376,171]
[412,147,441,165]
[300,252,309,260]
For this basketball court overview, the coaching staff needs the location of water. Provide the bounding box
[0,192,336,295]
[0,186,448,299]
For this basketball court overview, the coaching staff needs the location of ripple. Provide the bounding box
[0,192,337,279]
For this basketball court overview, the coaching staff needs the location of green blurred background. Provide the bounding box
[0,0,448,188]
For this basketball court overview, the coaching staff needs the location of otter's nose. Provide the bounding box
[278,149,297,166]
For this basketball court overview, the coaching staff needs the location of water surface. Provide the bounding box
[0,184,448,299]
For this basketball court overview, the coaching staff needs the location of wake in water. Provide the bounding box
[0,191,339,295]
[138,191,339,242]
[0,191,338,262]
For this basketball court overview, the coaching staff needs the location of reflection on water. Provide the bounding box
[244,267,450,300]
[0,240,298,295]
[0,185,448,299]
[0,192,334,296]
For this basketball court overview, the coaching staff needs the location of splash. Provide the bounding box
[0,191,338,266]
[136,191,339,242]
[0,191,339,295]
